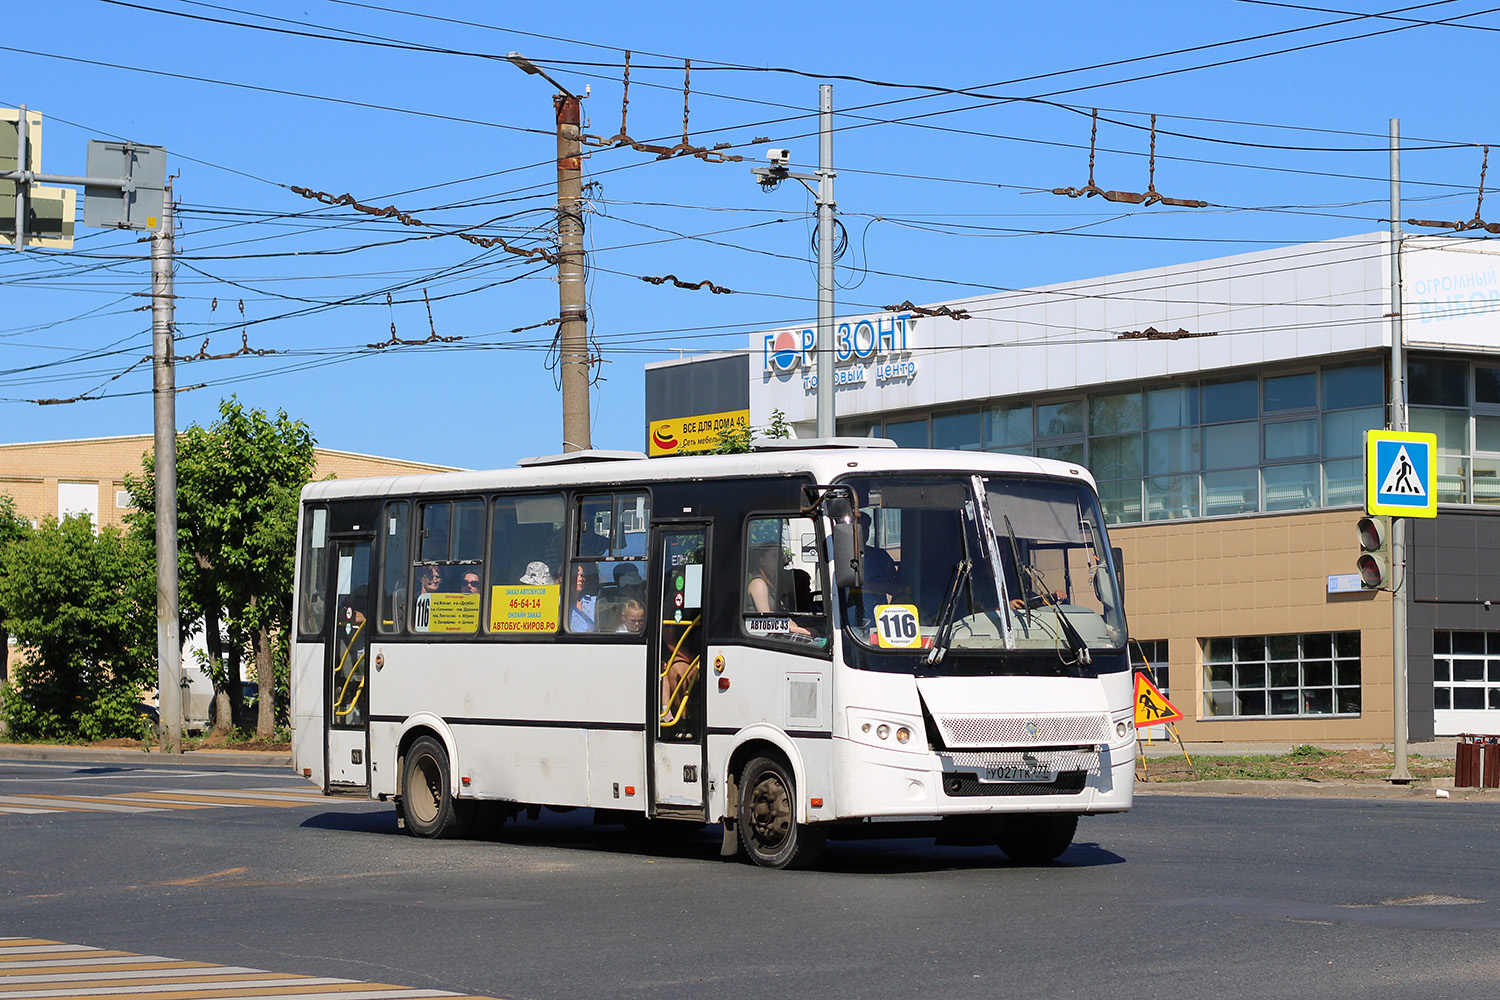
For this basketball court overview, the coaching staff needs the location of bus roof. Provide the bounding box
[298,446,1098,502]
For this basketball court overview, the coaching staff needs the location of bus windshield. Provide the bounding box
[838,474,1126,662]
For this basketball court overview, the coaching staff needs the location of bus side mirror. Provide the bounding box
[824,494,863,589]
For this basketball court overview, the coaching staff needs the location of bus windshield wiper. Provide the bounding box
[1004,514,1090,666]
[925,557,971,666]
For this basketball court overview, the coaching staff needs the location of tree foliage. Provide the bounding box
[127,397,317,738]
[707,408,792,454]
[0,514,154,740]
[0,494,33,685]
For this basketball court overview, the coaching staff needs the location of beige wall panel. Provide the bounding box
[1116,508,1394,743]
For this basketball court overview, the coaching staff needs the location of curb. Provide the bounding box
[1135,778,1499,801]
[0,744,291,767]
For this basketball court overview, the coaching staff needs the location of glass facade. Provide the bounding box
[847,360,1386,525]
[1433,631,1500,712]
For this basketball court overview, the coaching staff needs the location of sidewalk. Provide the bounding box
[1138,739,1458,759]
[0,743,290,766]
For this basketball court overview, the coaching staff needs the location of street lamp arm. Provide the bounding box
[506,51,577,100]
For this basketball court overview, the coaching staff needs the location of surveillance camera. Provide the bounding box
[766,147,792,168]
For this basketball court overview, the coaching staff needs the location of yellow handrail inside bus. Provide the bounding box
[333,621,366,718]
[659,616,700,727]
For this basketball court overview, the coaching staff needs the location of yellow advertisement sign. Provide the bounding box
[649,409,750,457]
[426,593,480,633]
[490,584,561,633]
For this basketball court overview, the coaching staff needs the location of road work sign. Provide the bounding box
[1134,672,1183,728]
[1365,430,1438,518]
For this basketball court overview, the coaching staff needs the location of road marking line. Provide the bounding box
[0,943,502,1000]
[17,796,199,811]
[0,971,266,986]
[0,797,162,815]
[0,978,357,997]
[111,794,302,809]
[0,966,211,975]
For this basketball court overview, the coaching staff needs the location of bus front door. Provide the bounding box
[325,538,372,790]
[649,525,708,820]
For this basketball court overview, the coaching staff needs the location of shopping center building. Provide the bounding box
[646,232,1500,743]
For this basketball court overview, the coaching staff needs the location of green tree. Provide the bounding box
[0,494,33,684]
[0,514,154,740]
[128,397,317,739]
[707,408,792,454]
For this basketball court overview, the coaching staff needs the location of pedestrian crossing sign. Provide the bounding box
[1366,430,1437,518]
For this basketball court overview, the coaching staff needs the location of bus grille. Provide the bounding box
[941,771,1088,797]
[935,713,1109,749]
[945,750,1101,775]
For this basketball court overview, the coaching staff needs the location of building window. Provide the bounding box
[1202,631,1361,719]
[1433,631,1500,712]
[1132,639,1170,697]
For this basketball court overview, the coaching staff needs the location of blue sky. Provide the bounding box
[3,1,1496,469]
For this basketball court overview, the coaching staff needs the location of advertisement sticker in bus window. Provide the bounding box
[490,584,561,633]
[681,563,703,610]
[746,616,793,637]
[874,604,922,649]
[311,507,327,548]
[425,593,481,633]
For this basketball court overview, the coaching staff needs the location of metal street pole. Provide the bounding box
[1389,117,1411,783]
[13,105,27,250]
[152,185,182,753]
[815,84,836,439]
[555,92,591,452]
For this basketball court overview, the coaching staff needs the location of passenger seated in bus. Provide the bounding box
[780,568,814,614]
[519,561,554,585]
[659,618,699,726]
[568,562,599,632]
[747,544,812,637]
[615,598,646,633]
[613,563,646,603]
[412,565,442,632]
[460,570,481,595]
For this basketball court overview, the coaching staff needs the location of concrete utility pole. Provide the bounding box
[555,92,591,452]
[507,52,591,453]
[814,84,836,439]
[752,85,838,437]
[1388,118,1412,783]
[152,185,182,754]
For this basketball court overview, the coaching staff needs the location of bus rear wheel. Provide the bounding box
[737,756,826,870]
[995,813,1078,863]
[400,735,473,839]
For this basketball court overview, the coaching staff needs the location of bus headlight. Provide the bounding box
[1116,721,1130,738]
[876,724,890,740]
[896,727,911,744]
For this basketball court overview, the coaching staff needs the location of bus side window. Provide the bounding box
[411,499,484,635]
[377,501,409,634]
[298,506,329,635]
[569,492,651,636]
[743,515,826,647]
[487,494,565,636]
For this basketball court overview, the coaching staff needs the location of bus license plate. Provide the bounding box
[982,764,1055,783]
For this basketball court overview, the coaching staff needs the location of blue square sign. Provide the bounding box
[1366,430,1437,517]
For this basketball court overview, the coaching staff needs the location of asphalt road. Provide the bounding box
[3,754,1499,1000]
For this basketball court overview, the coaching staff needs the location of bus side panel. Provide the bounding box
[587,730,646,811]
[290,639,325,787]
[707,643,833,821]
[369,641,645,809]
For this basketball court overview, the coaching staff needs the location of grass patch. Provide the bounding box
[1142,747,1454,783]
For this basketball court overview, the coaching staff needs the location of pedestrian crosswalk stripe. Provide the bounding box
[0,789,368,818]
[0,942,503,1000]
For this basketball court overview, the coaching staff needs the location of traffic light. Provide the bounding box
[1356,515,1391,590]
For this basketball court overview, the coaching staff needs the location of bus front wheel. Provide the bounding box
[995,813,1078,863]
[736,756,826,870]
[400,735,473,839]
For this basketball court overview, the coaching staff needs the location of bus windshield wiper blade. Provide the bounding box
[925,557,970,666]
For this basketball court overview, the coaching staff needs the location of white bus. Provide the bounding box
[290,441,1136,869]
